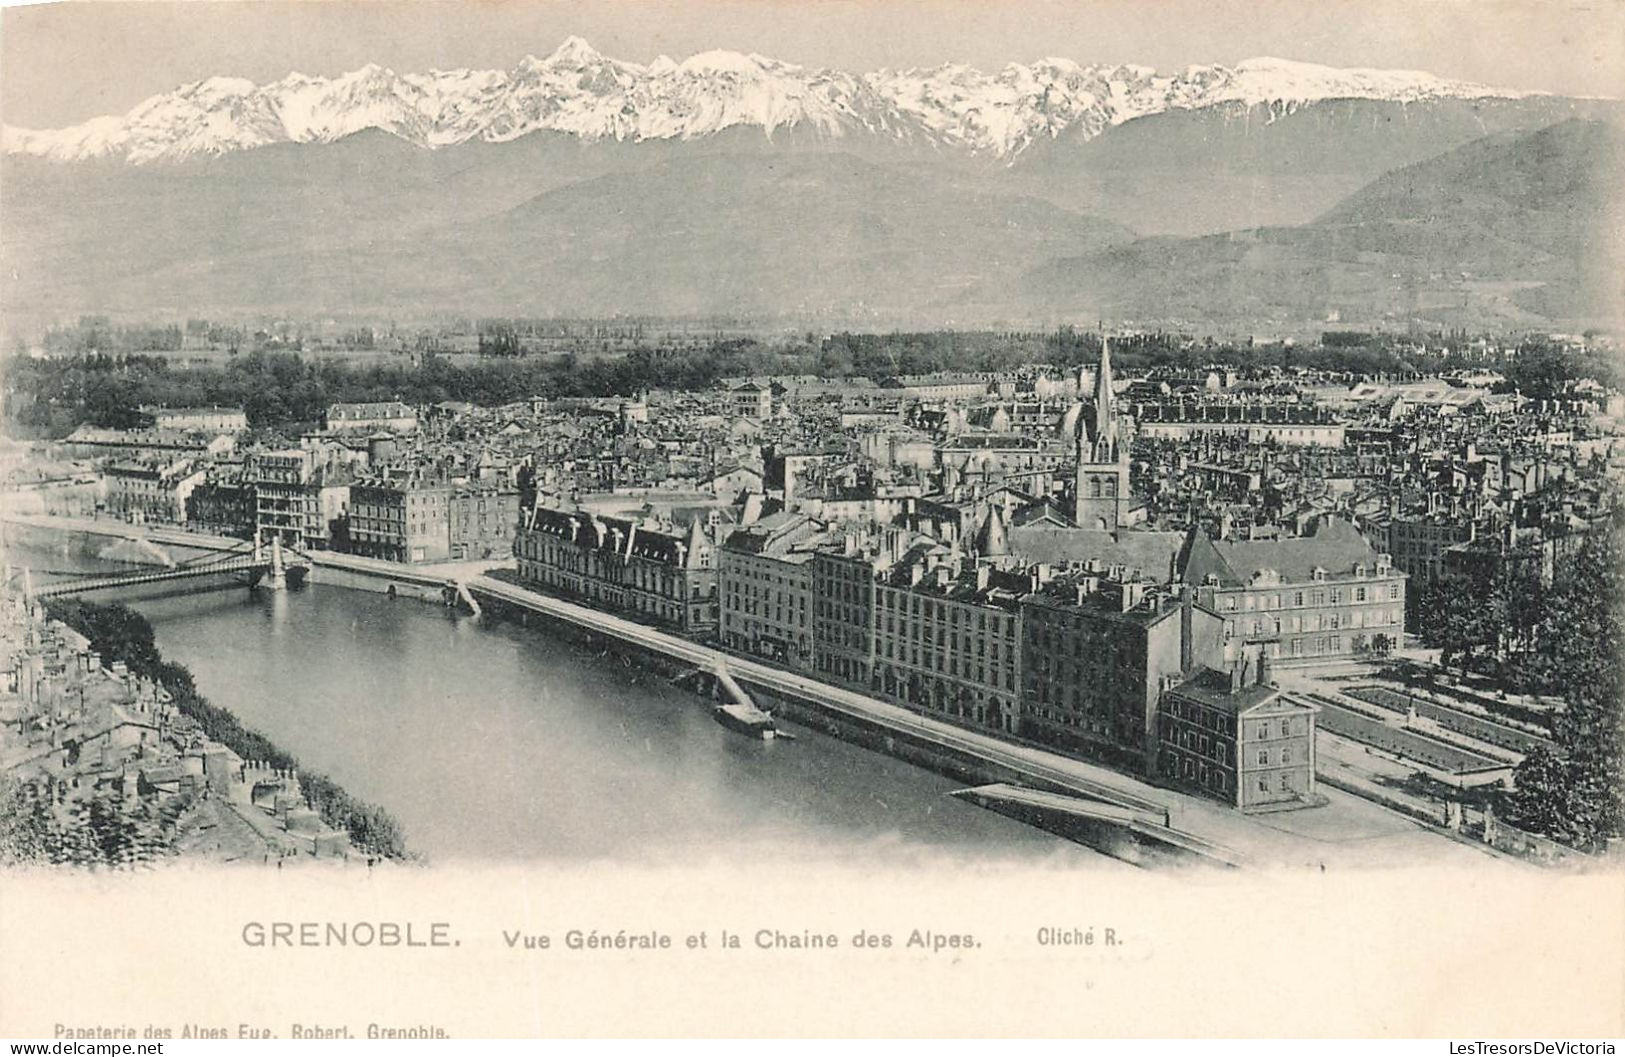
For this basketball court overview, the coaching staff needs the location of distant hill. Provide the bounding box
[3,151,1131,322]
[1020,119,1625,329]
[1009,95,1618,236]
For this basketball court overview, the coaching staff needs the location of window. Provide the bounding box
[1257,750,1269,765]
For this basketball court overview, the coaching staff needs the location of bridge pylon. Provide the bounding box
[264,535,287,591]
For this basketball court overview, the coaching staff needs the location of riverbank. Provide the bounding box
[40,596,409,862]
[467,573,1505,870]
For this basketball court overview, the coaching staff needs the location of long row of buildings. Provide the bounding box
[499,345,1397,812]
[510,494,1339,811]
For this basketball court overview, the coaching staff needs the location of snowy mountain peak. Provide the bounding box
[547,35,603,65]
[2,38,1547,164]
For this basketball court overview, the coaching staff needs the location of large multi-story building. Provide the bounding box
[809,528,919,690]
[348,479,452,564]
[514,503,718,632]
[139,405,249,433]
[104,458,206,524]
[449,485,522,560]
[63,426,236,460]
[184,473,255,537]
[1387,514,1479,586]
[1021,567,1222,770]
[1134,402,1346,447]
[935,434,1067,485]
[248,449,350,550]
[346,478,521,563]
[718,512,824,667]
[725,382,773,420]
[325,401,419,434]
[871,553,1028,735]
[1182,517,1407,666]
[1155,653,1320,811]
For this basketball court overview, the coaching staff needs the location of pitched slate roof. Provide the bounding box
[1181,517,1380,587]
[1005,526,1184,583]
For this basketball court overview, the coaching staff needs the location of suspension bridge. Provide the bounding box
[16,533,311,602]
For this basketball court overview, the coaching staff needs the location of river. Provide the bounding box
[13,543,1113,867]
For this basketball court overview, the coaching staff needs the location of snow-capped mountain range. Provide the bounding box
[2,36,1539,164]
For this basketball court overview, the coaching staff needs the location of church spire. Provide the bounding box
[1090,335,1117,462]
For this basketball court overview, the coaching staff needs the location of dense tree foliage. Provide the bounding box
[1414,562,1548,689]
[1496,341,1625,399]
[5,333,1614,437]
[41,599,408,860]
[1501,526,1625,848]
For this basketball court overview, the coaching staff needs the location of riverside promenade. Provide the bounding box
[468,574,1505,871]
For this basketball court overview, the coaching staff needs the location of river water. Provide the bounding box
[14,543,1111,867]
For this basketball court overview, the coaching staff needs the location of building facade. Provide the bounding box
[1134,403,1346,447]
[325,402,419,433]
[184,476,256,537]
[871,556,1026,735]
[248,449,350,550]
[808,529,920,690]
[140,405,249,433]
[514,504,718,632]
[347,479,452,564]
[1182,518,1407,666]
[449,485,522,560]
[1021,570,1217,770]
[104,458,206,524]
[726,382,773,420]
[718,513,823,667]
[1387,515,1478,586]
[1156,657,1319,811]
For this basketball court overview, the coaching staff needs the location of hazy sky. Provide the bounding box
[2,0,1622,128]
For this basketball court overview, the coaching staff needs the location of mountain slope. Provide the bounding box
[1010,94,1618,235]
[3,152,1132,322]
[1020,119,1625,327]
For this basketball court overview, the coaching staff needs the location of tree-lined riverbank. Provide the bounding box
[43,598,409,861]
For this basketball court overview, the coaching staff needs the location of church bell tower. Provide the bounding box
[1073,337,1131,532]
